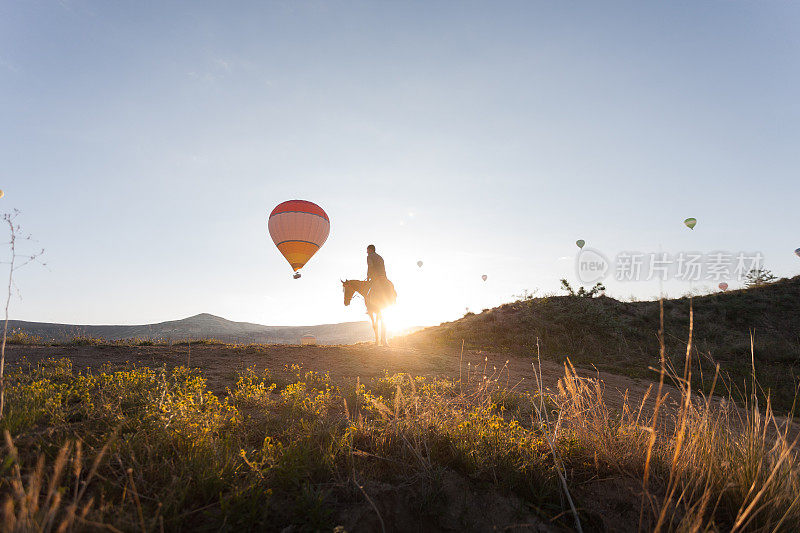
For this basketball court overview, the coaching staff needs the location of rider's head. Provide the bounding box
[367,244,375,254]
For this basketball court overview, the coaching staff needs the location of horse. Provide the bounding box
[342,279,394,346]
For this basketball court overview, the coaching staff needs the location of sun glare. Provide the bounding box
[382,304,420,336]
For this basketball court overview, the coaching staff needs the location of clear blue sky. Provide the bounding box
[2,1,799,328]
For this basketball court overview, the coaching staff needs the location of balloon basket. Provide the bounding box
[293,272,301,279]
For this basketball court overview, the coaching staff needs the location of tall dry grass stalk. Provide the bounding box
[551,298,800,531]
[532,338,583,533]
[2,430,115,532]
[1,210,45,419]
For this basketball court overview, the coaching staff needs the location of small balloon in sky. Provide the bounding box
[719,282,728,291]
[0,190,4,199]
[684,218,697,230]
[417,260,423,268]
[481,274,488,282]
[576,239,585,249]
[795,248,800,258]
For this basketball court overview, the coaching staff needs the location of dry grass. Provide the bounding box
[1,309,798,531]
[549,301,800,531]
[2,430,115,532]
[4,330,43,346]
[406,276,800,415]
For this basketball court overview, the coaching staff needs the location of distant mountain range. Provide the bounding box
[7,313,378,345]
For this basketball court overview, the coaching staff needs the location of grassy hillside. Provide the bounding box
[402,276,800,413]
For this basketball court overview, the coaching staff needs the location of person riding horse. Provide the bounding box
[366,244,396,307]
[340,245,397,345]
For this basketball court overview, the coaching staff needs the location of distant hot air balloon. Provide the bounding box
[417,261,423,268]
[481,274,488,282]
[684,218,697,230]
[719,282,728,291]
[576,239,585,249]
[268,200,330,279]
[795,248,800,259]
[0,190,4,199]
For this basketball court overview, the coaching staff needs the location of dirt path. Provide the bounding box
[6,342,666,414]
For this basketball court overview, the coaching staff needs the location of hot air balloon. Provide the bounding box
[684,218,697,230]
[795,248,800,258]
[481,274,488,282]
[576,239,585,249]
[719,282,728,291]
[417,261,423,268]
[268,200,329,278]
[0,190,4,199]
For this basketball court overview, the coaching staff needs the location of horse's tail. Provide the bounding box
[387,279,397,305]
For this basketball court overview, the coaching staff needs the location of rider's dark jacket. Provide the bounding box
[367,252,387,280]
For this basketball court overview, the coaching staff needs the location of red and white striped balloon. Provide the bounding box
[268,200,330,277]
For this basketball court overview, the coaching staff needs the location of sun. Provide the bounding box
[380,305,418,336]
[381,299,450,337]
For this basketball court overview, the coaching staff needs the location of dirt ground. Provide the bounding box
[10,340,797,438]
[5,342,669,415]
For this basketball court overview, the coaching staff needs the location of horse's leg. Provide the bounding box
[369,312,379,345]
[379,311,388,346]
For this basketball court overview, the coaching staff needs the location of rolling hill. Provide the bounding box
[399,275,800,412]
[7,313,375,345]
